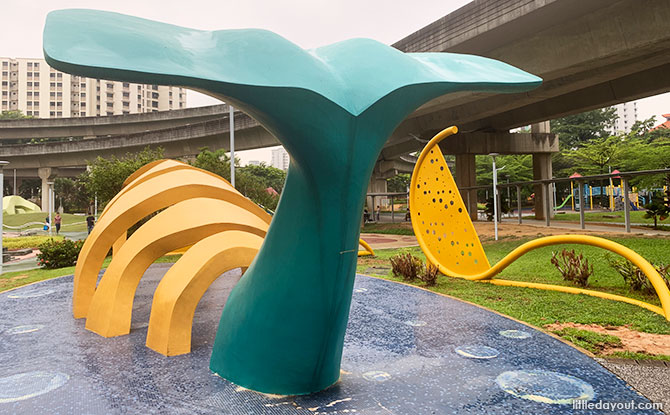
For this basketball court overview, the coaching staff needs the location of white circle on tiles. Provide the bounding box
[7,289,56,299]
[5,325,44,335]
[0,371,69,403]
[405,320,427,327]
[455,345,499,359]
[496,369,595,405]
[499,329,532,339]
[362,371,391,382]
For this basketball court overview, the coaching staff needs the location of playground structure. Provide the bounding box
[410,126,670,321]
[44,9,541,395]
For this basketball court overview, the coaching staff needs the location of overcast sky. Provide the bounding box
[2,0,668,164]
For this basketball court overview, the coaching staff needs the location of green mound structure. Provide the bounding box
[3,196,42,215]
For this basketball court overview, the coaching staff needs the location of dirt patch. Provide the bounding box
[545,322,670,356]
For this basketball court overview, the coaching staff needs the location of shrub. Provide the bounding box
[550,249,593,287]
[607,256,670,294]
[420,263,439,286]
[390,252,423,282]
[37,238,84,269]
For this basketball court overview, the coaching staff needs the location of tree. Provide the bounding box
[550,107,618,149]
[83,147,164,207]
[191,148,286,210]
[0,110,32,119]
[55,177,91,213]
[387,173,410,193]
[644,201,668,229]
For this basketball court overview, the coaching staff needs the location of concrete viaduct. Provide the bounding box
[1,0,668,216]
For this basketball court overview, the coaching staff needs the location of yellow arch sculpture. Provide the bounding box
[146,231,264,356]
[85,198,269,338]
[411,126,670,321]
[73,166,271,318]
[358,239,375,257]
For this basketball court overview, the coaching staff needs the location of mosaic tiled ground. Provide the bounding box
[0,264,660,414]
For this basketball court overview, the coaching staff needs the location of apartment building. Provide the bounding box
[271,147,290,171]
[1,57,187,118]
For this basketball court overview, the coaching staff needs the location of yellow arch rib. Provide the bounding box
[358,238,375,256]
[85,198,269,338]
[73,167,271,319]
[411,126,670,321]
[146,231,264,356]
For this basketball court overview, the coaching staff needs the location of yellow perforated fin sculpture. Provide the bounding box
[411,127,670,321]
[410,126,490,274]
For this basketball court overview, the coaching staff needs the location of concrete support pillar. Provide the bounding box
[37,167,53,212]
[455,154,478,221]
[531,121,553,220]
[366,176,388,211]
[532,153,554,220]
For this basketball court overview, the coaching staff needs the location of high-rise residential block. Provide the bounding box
[1,57,187,118]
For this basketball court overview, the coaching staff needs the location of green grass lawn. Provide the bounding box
[362,222,414,235]
[538,210,658,225]
[4,212,89,232]
[357,236,670,338]
[0,254,182,293]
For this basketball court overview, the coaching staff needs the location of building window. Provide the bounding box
[26,111,32,115]
[107,111,114,116]
[80,111,85,116]
[57,92,62,98]
[28,82,33,87]
[34,82,39,87]
[33,111,39,116]
[123,82,129,88]
[57,73,62,79]
[107,83,114,89]
[50,82,56,87]
[33,101,39,107]
[81,92,86,98]
[50,73,55,79]
[81,102,86,108]
[27,72,32,77]
[152,101,158,108]
[80,83,86,88]
[122,92,129,98]
[34,92,39,97]
[56,111,62,116]
[107,93,113,99]
[27,91,32,97]
[34,63,39,69]
[152,92,159,99]
[27,102,32,107]
[57,82,62,87]
[50,92,55,97]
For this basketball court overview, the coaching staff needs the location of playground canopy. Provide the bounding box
[3,195,41,215]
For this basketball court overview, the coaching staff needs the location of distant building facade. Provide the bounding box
[1,57,187,118]
[247,160,261,166]
[652,113,670,131]
[271,147,290,171]
[611,101,639,133]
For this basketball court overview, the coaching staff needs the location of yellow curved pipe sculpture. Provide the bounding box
[85,198,269,338]
[146,231,264,356]
[73,167,271,319]
[358,238,375,257]
[411,126,670,321]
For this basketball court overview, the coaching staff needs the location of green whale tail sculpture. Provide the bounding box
[43,9,541,395]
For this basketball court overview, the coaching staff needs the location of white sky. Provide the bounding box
[2,0,669,164]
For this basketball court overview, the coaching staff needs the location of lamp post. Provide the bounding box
[47,181,54,236]
[0,161,9,274]
[490,153,499,241]
[229,104,235,187]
